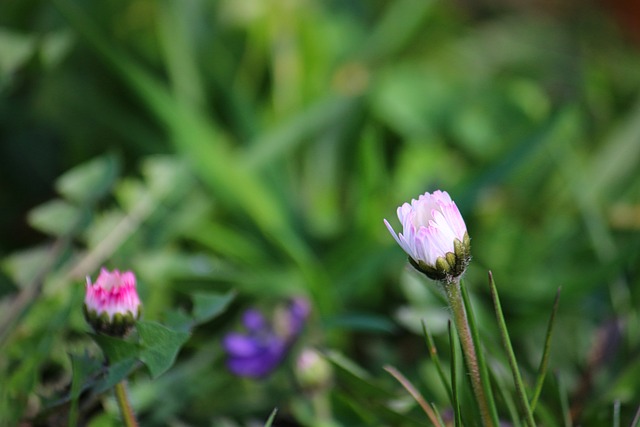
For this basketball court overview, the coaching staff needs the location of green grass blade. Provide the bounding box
[488,271,536,427]
[631,404,640,427]
[264,408,278,427]
[530,287,561,411]
[490,366,522,427]
[422,319,453,403]
[459,278,500,427]
[448,321,461,427]
[556,372,572,427]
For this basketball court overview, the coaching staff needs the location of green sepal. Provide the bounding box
[408,257,447,281]
[435,256,451,276]
[83,304,138,337]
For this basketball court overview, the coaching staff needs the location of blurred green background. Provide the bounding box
[1,0,640,425]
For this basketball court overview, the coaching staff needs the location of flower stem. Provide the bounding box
[114,380,138,427]
[444,278,495,427]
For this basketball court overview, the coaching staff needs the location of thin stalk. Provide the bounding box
[444,277,496,427]
[488,271,536,427]
[311,391,333,425]
[114,381,138,427]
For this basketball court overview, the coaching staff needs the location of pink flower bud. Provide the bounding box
[384,190,471,281]
[84,268,141,336]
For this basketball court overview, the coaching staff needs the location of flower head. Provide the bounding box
[222,298,310,379]
[295,348,332,393]
[83,268,141,337]
[384,190,471,281]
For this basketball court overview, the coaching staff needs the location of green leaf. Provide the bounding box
[91,333,139,364]
[27,200,85,237]
[56,155,120,203]
[93,358,138,395]
[0,29,36,78]
[324,313,397,334]
[325,350,391,399]
[137,321,190,379]
[69,352,102,427]
[191,290,236,325]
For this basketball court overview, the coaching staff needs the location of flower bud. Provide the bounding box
[295,348,332,393]
[83,268,141,337]
[384,190,471,282]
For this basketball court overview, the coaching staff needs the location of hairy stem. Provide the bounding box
[114,381,139,427]
[444,278,495,427]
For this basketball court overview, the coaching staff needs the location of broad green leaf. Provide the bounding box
[325,350,391,399]
[56,155,120,204]
[324,313,397,334]
[0,29,36,78]
[191,290,236,326]
[91,333,139,364]
[137,321,190,378]
[93,358,138,395]
[69,352,103,427]
[27,200,85,237]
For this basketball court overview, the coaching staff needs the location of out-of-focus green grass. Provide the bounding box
[1,0,640,425]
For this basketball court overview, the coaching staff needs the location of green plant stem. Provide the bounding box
[444,277,494,427]
[114,381,138,427]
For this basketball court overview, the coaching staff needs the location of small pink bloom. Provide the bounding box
[84,268,141,336]
[385,190,470,280]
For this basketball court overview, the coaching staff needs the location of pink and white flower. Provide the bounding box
[384,190,470,281]
[84,268,141,336]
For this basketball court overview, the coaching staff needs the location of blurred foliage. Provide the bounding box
[1,0,640,425]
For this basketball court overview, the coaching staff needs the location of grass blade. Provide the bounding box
[447,321,462,427]
[490,366,522,427]
[264,408,278,427]
[422,319,453,403]
[488,271,536,427]
[631,404,640,427]
[459,278,501,427]
[530,287,561,411]
[556,372,572,427]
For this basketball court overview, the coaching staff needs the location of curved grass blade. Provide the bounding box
[488,271,536,427]
[384,365,444,427]
[459,278,500,427]
[530,287,561,412]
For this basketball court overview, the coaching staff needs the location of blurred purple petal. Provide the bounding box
[242,309,266,331]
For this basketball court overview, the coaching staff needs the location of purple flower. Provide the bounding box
[222,298,310,378]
